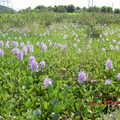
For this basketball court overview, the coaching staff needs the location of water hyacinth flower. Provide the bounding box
[29,56,35,66]
[36,42,39,46]
[102,48,106,52]
[105,79,112,85]
[54,43,57,47]
[113,39,116,43]
[42,43,47,52]
[12,48,19,54]
[22,45,27,55]
[41,41,44,46]
[12,41,18,47]
[0,49,4,56]
[27,41,30,45]
[78,71,86,83]
[49,42,52,46]
[118,41,120,45]
[110,45,114,50]
[106,38,109,41]
[74,38,76,41]
[17,51,23,61]
[40,61,45,69]
[77,39,80,42]
[78,48,81,53]
[6,43,9,48]
[28,45,34,52]
[31,60,38,72]
[73,43,77,47]
[116,73,120,80]
[20,42,24,47]
[116,46,119,51]
[43,77,52,88]
[0,41,3,46]
[106,59,112,69]
[3,34,5,38]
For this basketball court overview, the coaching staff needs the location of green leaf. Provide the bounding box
[44,101,50,110]
[33,109,42,117]
[25,100,32,108]
[69,96,75,105]
[52,112,59,120]
[51,98,57,106]
[115,87,119,92]
[64,84,69,93]
[48,84,53,94]
[23,97,28,104]
[53,104,62,113]
[29,76,34,84]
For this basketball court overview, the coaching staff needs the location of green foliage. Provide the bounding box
[114,8,120,14]
[66,4,75,13]
[1,12,120,119]
[101,6,107,13]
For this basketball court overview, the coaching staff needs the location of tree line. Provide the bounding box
[18,5,120,14]
[1,4,120,14]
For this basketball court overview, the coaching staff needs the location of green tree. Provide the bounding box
[76,6,81,10]
[82,7,87,12]
[106,7,112,13]
[53,5,57,12]
[57,5,66,13]
[101,6,107,13]
[114,8,120,14]
[66,4,75,13]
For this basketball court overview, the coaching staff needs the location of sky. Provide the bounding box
[1,0,120,11]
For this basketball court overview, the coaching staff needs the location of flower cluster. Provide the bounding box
[78,71,86,83]
[106,59,112,69]
[43,77,52,88]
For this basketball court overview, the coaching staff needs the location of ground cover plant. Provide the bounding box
[1,12,120,119]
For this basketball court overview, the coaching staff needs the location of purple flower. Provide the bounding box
[49,42,52,46]
[116,46,119,51]
[31,60,38,72]
[40,61,45,69]
[3,34,5,38]
[42,44,47,52]
[0,41,3,46]
[20,42,24,47]
[106,38,109,41]
[36,42,39,46]
[78,48,81,53]
[22,45,27,55]
[110,45,114,50]
[102,48,106,52]
[113,39,116,43]
[41,41,44,46]
[29,56,35,66]
[78,71,86,83]
[105,79,112,85]
[12,41,18,47]
[77,39,80,42]
[6,43,9,48]
[54,43,57,47]
[74,38,76,41]
[28,45,34,52]
[106,59,112,69]
[12,48,19,54]
[43,77,52,88]
[27,41,30,45]
[118,41,120,45]
[73,43,77,47]
[117,73,120,80]
[17,51,23,61]
[0,49,4,56]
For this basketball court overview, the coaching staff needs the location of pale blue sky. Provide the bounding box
[1,0,120,11]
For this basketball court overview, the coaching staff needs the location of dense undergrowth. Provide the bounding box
[1,12,120,119]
